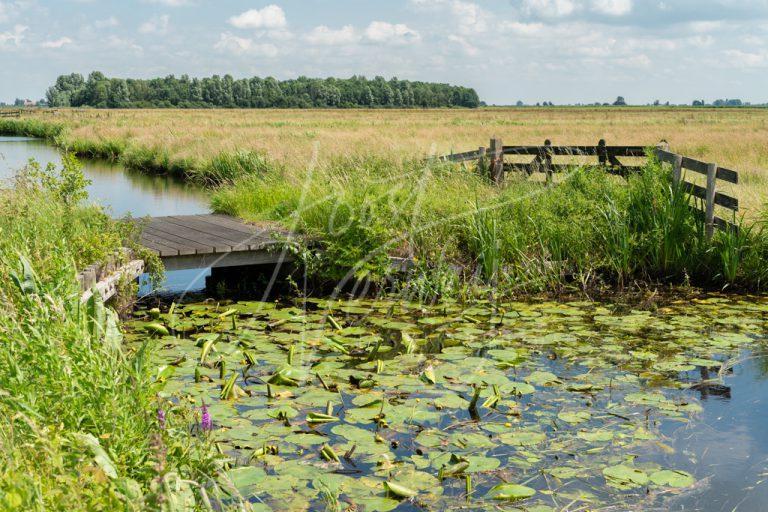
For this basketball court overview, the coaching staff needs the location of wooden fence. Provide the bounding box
[439,138,647,183]
[0,110,21,118]
[438,138,739,238]
[656,148,739,237]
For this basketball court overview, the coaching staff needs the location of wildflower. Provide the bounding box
[201,403,212,432]
[157,408,166,429]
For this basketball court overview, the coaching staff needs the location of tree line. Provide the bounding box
[45,72,481,109]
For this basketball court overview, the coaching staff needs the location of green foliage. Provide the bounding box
[0,159,216,509]
[213,155,768,296]
[46,72,481,109]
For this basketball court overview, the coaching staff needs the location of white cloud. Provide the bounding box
[410,0,489,35]
[94,16,119,28]
[687,21,723,33]
[139,14,170,35]
[365,21,421,45]
[0,24,27,48]
[448,34,478,55]
[591,0,631,16]
[214,32,279,57]
[229,5,286,30]
[500,21,546,36]
[41,36,72,49]
[106,35,143,54]
[305,25,358,46]
[723,49,766,67]
[522,0,579,17]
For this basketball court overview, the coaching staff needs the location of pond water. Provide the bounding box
[129,295,768,511]
[0,136,211,291]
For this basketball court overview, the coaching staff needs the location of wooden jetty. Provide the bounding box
[78,214,292,302]
[139,214,292,271]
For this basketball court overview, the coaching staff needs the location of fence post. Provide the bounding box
[489,137,503,184]
[672,154,683,187]
[478,147,487,176]
[544,139,553,185]
[597,139,608,167]
[705,162,717,240]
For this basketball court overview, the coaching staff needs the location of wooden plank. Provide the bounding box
[502,145,646,156]
[657,149,738,184]
[705,162,717,240]
[490,137,503,184]
[716,166,738,184]
[672,154,683,187]
[194,214,276,240]
[164,216,262,250]
[162,251,293,272]
[143,227,214,255]
[682,181,738,211]
[140,237,181,257]
[442,149,482,163]
[147,218,234,253]
[543,140,553,184]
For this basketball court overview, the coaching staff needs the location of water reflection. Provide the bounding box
[0,136,209,218]
[0,136,211,292]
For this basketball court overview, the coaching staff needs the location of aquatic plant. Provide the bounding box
[127,294,768,510]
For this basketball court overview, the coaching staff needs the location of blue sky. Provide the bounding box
[1,0,767,104]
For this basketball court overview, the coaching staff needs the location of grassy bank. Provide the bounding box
[212,154,768,299]
[6,107,767,213]
[0,158,220,510]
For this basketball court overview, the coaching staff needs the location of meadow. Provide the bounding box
[11,106,768,212]
[3,107,768,295]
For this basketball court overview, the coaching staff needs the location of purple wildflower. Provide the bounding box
[157,408,166,429]
[200,403,212,432]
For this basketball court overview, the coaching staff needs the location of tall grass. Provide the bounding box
[0,157,218,509]
[213,153,768,296]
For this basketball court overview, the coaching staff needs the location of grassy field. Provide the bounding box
[16,106,768,212]
[4,107,768,295]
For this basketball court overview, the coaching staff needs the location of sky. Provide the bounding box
[1,0,767,105]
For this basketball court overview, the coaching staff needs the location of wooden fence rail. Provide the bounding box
[437,138,740,237]
[656,148,739,237]
[0,110,21,118]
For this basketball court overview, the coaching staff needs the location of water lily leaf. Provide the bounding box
[499,431,546,446]
[525,370,560,386]
[557,410,591,424]
[649,470,695,488]
[603,465,649,489]
[487,483,536,501]
[383,481,417,498]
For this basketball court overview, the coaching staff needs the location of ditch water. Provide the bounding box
[4,137,768,511]
[0,136,211,291]
[129,296,768,512]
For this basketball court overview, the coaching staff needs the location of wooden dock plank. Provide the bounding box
[164,216,264,250]
[138,214,293,270]
[196,214,276,237]
[143,227,215,255]
[146,218,236,253]
[141,237,181,257]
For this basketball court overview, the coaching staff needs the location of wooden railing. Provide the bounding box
[437,138,740,237]
[439,138,647,183]
[0,110,21,118]
[656,148,739,237]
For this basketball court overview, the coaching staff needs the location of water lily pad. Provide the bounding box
[649,470,695,488]
[487,483,536,501]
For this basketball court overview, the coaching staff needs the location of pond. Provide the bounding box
[128,294,768,511]
[0,136,211,291]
